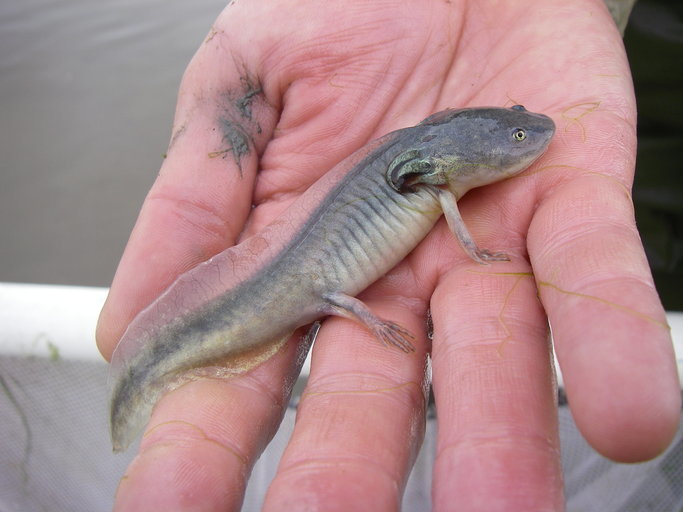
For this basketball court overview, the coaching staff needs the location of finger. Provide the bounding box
[113,332,309,511]
[96,30,278,359]
[526,57,680,460]
[529,169,680,461]
[421,186,563,510]
[431,268,562,510]
[263,281,431,510]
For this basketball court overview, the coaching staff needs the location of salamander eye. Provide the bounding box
[512,128,527,141]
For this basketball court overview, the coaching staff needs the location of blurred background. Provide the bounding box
[0,0,681,307]
[0,0,680,302]
[0,0,226,287]
[0,0,681,511]
[627,0,683,310]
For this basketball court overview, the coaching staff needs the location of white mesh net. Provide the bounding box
[1,354,682,512]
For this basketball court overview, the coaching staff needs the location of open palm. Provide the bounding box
[97,0,679,510]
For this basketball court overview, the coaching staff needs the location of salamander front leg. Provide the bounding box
[438,188,510,264]
[321,292,416,353]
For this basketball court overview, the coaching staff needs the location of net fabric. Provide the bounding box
[560,406,683,512]
[1,355,681,511]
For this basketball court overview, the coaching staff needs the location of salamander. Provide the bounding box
[109,105,555,452]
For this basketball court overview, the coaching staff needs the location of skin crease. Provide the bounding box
[97,0,680,511]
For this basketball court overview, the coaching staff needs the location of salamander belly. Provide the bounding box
[280,170,442,298]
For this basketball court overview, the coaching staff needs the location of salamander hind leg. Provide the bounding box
[322,292,416,353]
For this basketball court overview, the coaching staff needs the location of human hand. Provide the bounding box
[97,0,680,510]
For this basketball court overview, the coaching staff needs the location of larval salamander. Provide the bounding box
[110,105,555,452]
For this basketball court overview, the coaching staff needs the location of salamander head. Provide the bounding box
[387,105,555,196]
